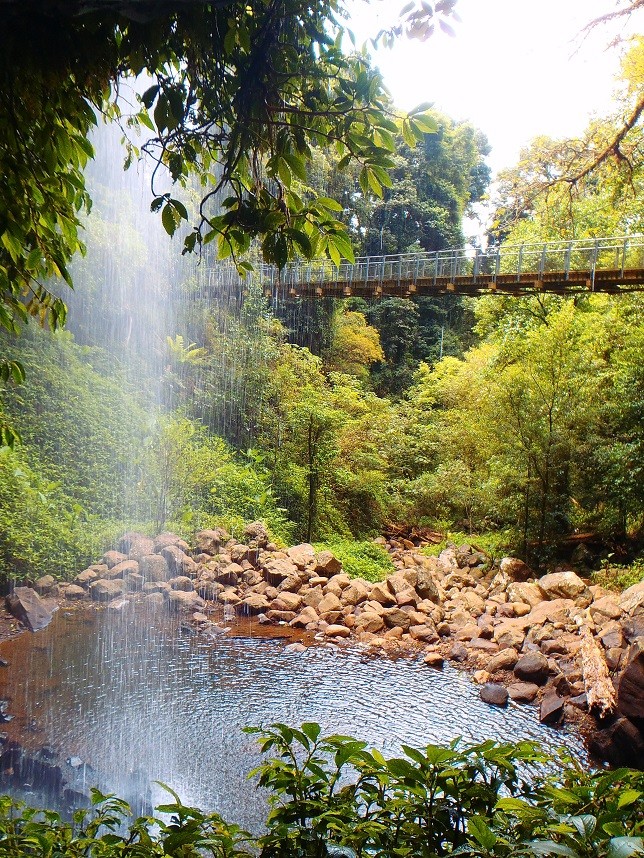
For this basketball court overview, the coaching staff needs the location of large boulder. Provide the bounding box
[104,560,138,580]
[341,579,370,606]
[499,557,533,582]
[287,544,316,569]
[153,532,188,553]
[101,550,127,568]
[263,557,299,587]
[6,587,55,631]
[314,550,342,577]
[619,581,644,616]
[167,590,205,612]
[161,545,198,577]
[127,537,155,562]
[514,651,550,684]
[89,579,126,602]
[537,571,591,604]
[195,528,230,555]
[480,683,508,707]
[243,521,269,549]
[140,554,170,582]
[616,643,644,721]
[237,593,271,615]
[415,567,442,603]
[507,582,543,608]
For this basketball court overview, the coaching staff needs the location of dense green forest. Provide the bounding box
[1,24,643,579]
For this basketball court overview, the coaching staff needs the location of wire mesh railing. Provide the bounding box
[208,234,644,294]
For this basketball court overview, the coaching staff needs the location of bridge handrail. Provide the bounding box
[206,234,644,291]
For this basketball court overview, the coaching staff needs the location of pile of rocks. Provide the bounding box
[21,525,644,766]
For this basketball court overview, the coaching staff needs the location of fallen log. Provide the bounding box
[574,613,616,718]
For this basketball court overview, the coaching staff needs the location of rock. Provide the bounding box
[416,567,442,604]
[195,529,229,554]
[107,598,129,612]
[369,582,395,605]
[459,590,486,616]
[342,579,370,606]
[314,551,342,576]
[499,557,534,582]
[168,576,193,592]
[161,545,198,577]
[540,638,569,655]
[514,651,550,684]
[409,624,439,643]
[243,521,269,548]
[153,532,188,553]
[382,607,412,631]
[142,581,170,595]
[525,598,577,627]
[487,648,519,673]
[507,582,543,608]
[102,550,127,568]
[354,612,385,634]
[450,642,469,662]
[117,531,148,553]
[590,595,623,622]
[325,624,350,638]
[480,683,509,707]
[75,568,100,587]
[34,575,57,596]
[230,544,252,565]
[290,606,319,627]
[215,566,241,587]
[619,581,644,616]
[6,587,55,631]
[599,621,625,650]
[89,579,126,602]
[616,643,644,720]
[424,652,444,668]
[468,638,498,653]
[317,593,342,615]
[167,590,205,612]
[105,560,138,580]
[284,642,306,654]
[124,573,144,592]
[63,584,87,600]
[287,544,316,569]
[237,593,271,615]
[537,571,590,603]
[127,537,155,562]
[138,555,170,582]
[622,615,644,642]
[539,691,565,724]
[508,682,540,702]
[271,592,302,612]
[263,558,299,587]
[589,716,644,767]
[494,620,527,650]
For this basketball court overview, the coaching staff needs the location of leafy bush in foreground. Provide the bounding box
[1,726,642,858]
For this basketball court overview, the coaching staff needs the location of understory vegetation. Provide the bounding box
[1,726,642,858]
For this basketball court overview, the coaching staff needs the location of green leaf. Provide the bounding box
[315,196,343,212]
[301,722,321,742]
[161,203,177,236]
[608,839,644,858]
[527,841,578,857]
[468,815,497,850]
[410,113,438,133]
[617,790,642,808]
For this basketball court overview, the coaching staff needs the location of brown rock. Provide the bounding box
[424,652,444,668]
[317,593,342,614]
[514,651,550,684]
[161,545,198,577]
[263,558,300,587]
[153,532,190,553]
[167,590,205,612]
[619,581,644,616]
[102,550,127,568]
[508,682,539,702]
[616,643,644,720]
[487,648,519,673]
[355,612,385,633]
[287,544,316,569]
[499,557,534,582]
[302,585,324,609]
[271,592,302,612]
[290,605,319,627]
[325,624,351,638]
[395,588,418,607]
[416,565,442,603]
[450,642,469,661]
[104,560,138,580]
[169,576,193,592]
[127,537,155,562]
[75,568,100,587]
[63,584,86,600]
[140,554,170,582]
[537,571,590,604]
[589,716,644,767]
[266,610,297,623]
[195,528,228,554]
[506,582,543,608]
[590,595,623,622]
[409,624,439,643]
[237,593,271,615]
[243,521,269,548]
[383,607,412,631]
[539,690,564,724]
[314,551,342,576]
[480,683,509,707]
[469,638,498,653]
[89,579,126,602]
[599,621,625,650]
[342,579,370,606]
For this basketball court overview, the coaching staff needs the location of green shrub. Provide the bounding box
[592,558,644,592]
[420,529,512,564]
[312,539,394,581]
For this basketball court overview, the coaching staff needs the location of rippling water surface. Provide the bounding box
[0,605,586,829]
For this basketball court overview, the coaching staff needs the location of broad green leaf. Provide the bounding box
[608,838,644,858]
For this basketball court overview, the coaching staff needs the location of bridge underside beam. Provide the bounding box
[266,268,644,299]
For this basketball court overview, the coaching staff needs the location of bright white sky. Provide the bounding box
[346,0,640,176]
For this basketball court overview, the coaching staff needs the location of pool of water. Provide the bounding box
[0,604,586,829]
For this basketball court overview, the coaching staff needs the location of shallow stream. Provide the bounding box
[0,605,586,829]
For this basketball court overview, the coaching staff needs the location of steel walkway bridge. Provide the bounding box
[207,234,644,299]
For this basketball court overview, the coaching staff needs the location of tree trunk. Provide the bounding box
[575,614,617,718]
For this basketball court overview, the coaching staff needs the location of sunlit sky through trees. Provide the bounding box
[348,0,641,176]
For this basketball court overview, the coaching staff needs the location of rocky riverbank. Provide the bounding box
[8,524,644,767]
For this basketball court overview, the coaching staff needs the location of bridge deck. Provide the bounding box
[207,235,644,299]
